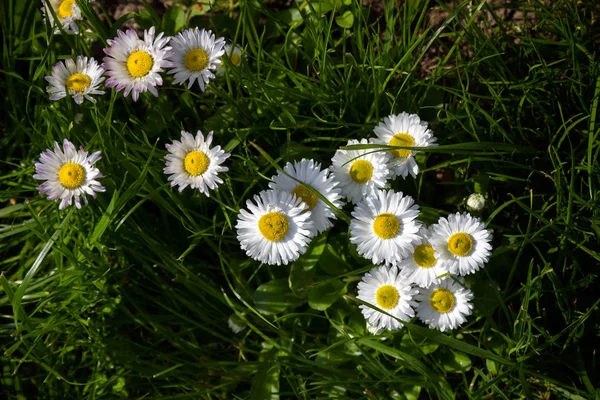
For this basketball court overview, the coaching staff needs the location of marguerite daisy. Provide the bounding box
[372,112,437,179]
[45,56,105,104]
[350,190,421,266]
[41,0,89,34]
[330,139,391,204]
[167,27,225,91]
[236,190,315,266]
[429,212,492,276]
[216,43,244,75]
[399,226,448,288]
[415,278,473,331]
[103,27,172,101]
[268,159,343,234]
[357,265,418,331]
[33,138,105,210]
[164,130,230,196]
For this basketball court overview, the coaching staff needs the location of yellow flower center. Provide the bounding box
[65,73,91,93]
[389,133,415,158]
[373,213,400,239]
[57,0,75,19]
[430,289,455,313]
[375,285,399,309]
[230,52,241,66]
[413,244,436,268]
[291,184,318,210]
[349,159,373,184]
[126,50,154,78]
[183,151,210,176]
[258,212,289,242]
[447,232,473,257]
[58,162,85,189]
[184,48,209,72]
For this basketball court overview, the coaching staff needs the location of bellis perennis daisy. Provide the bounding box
[236,190,315,266]
[103,27,172,101]
[33,139,105,210]
[164,130,230,196]
[217,43,244,75]
[45,56,105,104]
[416,278,473,332]
[399,226,448,288]
[41,0,90,34]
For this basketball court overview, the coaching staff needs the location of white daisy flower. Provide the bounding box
[33,138,105,210]
[399,226,448,288]
[216,43,244,75]
[102,26,172,102]
[466,193,486,212]
[350,190,421,266]
[429,212,492,276]
[41,0,89,34]
[164,130,230,196]
[415,278,473,331]
[357,265,418,331]
[236,190,315,266]
[330,139,391,204]
[167,27,226,91]
[45,56,105,104]
[372,112,437,179]
[268,159,343,234]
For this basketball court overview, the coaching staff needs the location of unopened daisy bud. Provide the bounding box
[227,313,247,334]
[45,56,105,104]
[415,278,473,332]
[466,193,485,212]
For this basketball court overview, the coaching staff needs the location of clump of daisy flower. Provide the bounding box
[399,226,448,288]
[41,0,90,34]
[102,26,172,101]
[350,190,421,266]
[216,43,244,75]
[415,278,473,331]
[167,27,225,91]
[330,138,391,204]
[45,56,105,104]
[268,159,344,234]
[357,265,418,331]
[236,190,315,266]
[429,212,492,276]
[466,193,486,212]
[372,112,437,179]
[164,130,230,196]
[33,139,105,210]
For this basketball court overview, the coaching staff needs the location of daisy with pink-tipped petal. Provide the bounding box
[102,27,172,101]
[45,56,105,104]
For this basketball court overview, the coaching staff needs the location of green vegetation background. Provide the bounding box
[1,0,599,398]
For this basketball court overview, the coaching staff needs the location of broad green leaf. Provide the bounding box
[289,233,328,296]
[251,363,280,400]
[162,6,185,35]
[440,348,472,372]
[335,10,354,29]
[308,279,347,311]
[254,279,303,315]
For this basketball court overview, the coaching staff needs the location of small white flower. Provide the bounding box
[236,190,315,266]
[357,265,418,331]
[41,0,90,34]
[429,212,492,276]
[372,112,437,179]
[167,27,226,91]
[399,226,448,288]
[466,193,486,211]
[227,313,247,334]
[45,56,105,104]
[102,27,172,101]
[164,130,230,196]
[415,278,473,331]
[350,190,421,266]
[330,139,391,204]
[216,43,244,75]
[268,159,344,234]
[33,138,105,210]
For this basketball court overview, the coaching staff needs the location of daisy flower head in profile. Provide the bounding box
[399,226,448,288]
[236,190,315,266]
[372,112,437,179]
[164,130,230,196]
[415,277,473,332]
[429,212,492,276]
[268,159,343,235]
[102,26,172,101]
[45,56,105,104]
[330,138,391,204]
[41,0,90,34]
[168,27,226,91]
[350,189,421,266]
[216,43,244,75]
[357,265,418,332]
[33,139,105,210]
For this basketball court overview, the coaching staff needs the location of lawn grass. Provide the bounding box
[1,0,599,398]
